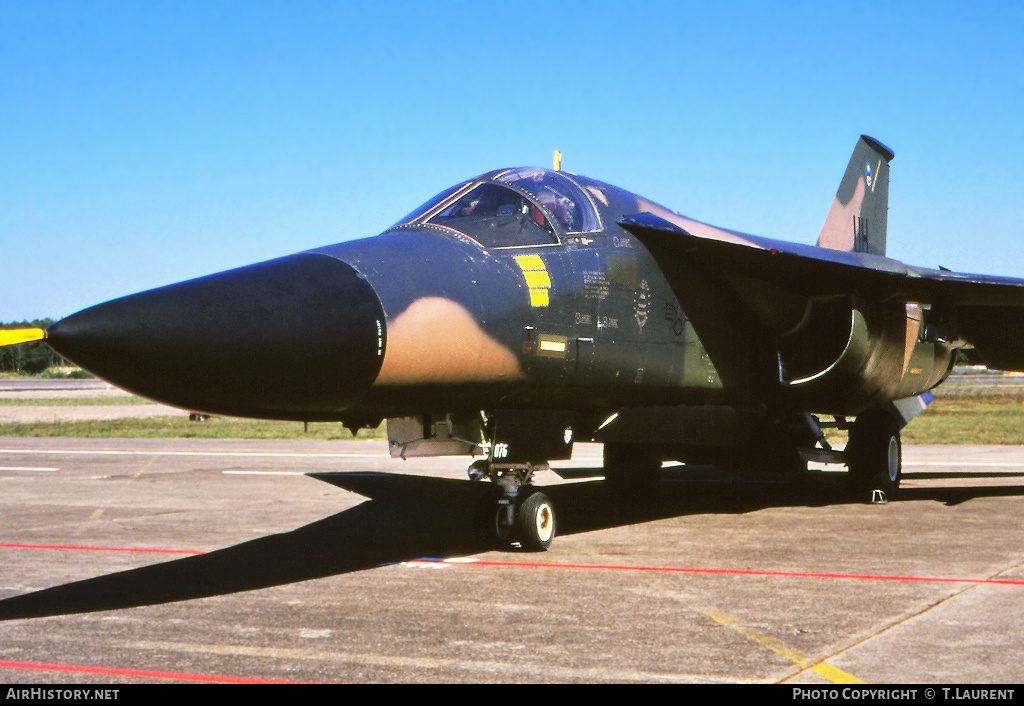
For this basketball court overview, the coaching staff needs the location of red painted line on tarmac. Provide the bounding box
[0,543,202,555]
[435,559,1024,586]
[7,544,1021,585]
[0,659,301,684]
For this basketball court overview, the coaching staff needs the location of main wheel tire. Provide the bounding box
[516,492,556,551]
[848,409,901,500]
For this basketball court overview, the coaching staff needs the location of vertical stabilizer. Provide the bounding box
[817,135,894,256]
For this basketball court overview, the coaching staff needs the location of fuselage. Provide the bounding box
[43,166,954,437]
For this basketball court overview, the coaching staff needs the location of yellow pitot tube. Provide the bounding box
[0,328,46,347]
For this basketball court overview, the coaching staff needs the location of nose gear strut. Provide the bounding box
[468,459,555,551]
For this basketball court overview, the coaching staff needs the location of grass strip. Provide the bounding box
[1,380,1022,444]
[902,397,1024,445]
[0,396,152,406]
[0,416,386,440]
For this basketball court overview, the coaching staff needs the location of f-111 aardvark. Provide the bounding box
[6,136,1024,550]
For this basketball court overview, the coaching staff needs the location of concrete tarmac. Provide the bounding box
[1,437,1024,684]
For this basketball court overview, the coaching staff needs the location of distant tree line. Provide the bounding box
[0,319,70,374]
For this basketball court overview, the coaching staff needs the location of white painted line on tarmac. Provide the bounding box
[0,466,59,472]
[904,461,1024,468]
[0,448,385,459]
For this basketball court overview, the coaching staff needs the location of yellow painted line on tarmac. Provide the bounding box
[633,588,862,683]
[73,454,158,536]
[812,661,865,684]
[700,608,863,684]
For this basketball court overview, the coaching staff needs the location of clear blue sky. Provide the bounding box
[3,1,1023,321]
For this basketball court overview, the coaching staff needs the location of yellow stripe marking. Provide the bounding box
[513,254,546,271]
[813,662,865,684]
[702,608,863,683]
[512,255,551,308]
[528,289,549,307]
[631,589,862,684]
[0,329,45,346]
[523,270,551,289]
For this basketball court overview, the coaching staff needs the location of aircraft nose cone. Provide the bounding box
[46,252,386,420]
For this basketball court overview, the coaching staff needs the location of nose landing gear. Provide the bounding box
[469,460,556,551]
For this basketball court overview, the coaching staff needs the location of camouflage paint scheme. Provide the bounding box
[307,168,726,432]
[19,137,1024,485]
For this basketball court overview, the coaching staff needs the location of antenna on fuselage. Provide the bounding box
[553,150,562,171]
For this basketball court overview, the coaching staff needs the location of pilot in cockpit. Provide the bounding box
[537,189,575,232]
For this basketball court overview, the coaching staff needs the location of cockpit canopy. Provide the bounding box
[392,168,601,249]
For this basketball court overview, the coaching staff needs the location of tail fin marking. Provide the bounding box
[817,135,894,256]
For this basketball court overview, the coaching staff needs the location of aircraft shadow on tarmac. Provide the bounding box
[2,467,1023,620]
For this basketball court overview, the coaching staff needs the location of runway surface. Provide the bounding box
[0,378,181,422]
[2,437,1024,684]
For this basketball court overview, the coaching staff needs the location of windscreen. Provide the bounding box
[426,183,557,248]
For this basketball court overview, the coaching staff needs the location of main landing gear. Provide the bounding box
[847,408,902,501]
[468,460,556,551]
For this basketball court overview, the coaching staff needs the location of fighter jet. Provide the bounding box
[5,136,1024,550]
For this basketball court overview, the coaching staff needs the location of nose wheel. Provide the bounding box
[471,460,557,551]
[507,491,556,551]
